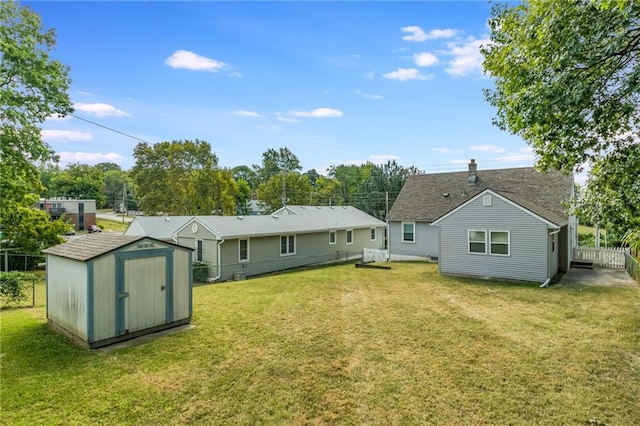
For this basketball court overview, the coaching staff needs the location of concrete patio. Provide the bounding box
[558,267,637,288]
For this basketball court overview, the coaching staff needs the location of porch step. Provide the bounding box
[571,260,594,269]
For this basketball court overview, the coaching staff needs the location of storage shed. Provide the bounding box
[42,234,193,348]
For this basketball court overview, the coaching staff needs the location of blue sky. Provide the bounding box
[32,1,538,176]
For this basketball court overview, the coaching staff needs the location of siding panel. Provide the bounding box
[438,195,549,282]
[389,221,439,260]
[46,257,88,340]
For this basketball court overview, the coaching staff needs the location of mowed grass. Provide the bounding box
[2,262,640,425]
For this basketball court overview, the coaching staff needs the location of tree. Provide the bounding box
[55,163,106,207]
[1,0,73,252]
[232,165,258,190]
[103,168,131,210]
[234,179,253,215]
[253,147,302,185]
[131,140,237,215]
[481,0,640,244]
[256,172,313,213]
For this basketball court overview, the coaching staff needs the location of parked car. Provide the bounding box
[88,225,102,234]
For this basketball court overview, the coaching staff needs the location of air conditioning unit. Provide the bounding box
[234,271,246,281]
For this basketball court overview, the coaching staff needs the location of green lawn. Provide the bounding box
[2,263,639,425]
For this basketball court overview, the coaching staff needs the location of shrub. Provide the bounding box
[0,271,38,306]
[193,261,209,283]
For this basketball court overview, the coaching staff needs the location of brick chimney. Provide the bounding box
[467,159,477,185]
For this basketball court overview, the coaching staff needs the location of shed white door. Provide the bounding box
[124,256,167,333]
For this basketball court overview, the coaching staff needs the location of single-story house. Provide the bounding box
[125,205,387,282]
[388,159,576,284]
[43,233,193,348]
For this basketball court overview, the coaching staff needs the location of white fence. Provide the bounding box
[363,248,389,263]
[573,247,630,268]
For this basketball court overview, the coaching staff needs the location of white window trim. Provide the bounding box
[483,194,492,206]
[195,239,204,262]
[401,221,415,243]
[238,238,250,262]
[329,230,336,245]
[468,230,487,255]
[489,230,510,256]
[370,227,377,241]
[346,229,354,245]
[280,234,296,256]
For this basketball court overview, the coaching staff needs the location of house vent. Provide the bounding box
[483,194,492,206]
[443,192,449,198]
[236,216,243,220]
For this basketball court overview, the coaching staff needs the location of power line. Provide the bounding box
[70,114,150,144]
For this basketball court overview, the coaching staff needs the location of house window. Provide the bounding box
[490,231,510,255]
[402,222,415,243]
[346,229,353,245]
[370,228,376,241]
[468,230,486,254]
[280,235,295,256]
[196,239,204,262]
[329,230,336,245]
[239,238,249,262]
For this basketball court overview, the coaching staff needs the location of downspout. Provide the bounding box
[208,238,225,282]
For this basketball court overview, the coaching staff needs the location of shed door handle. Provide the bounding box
[117,292,129,298]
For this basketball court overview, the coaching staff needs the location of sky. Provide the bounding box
[31,1,548,178]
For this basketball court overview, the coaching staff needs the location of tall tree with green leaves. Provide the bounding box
[481,0,640,243]
[131,140,237,215]
[1,0,73,251]
[253,147,302,185]
[256,172,313,213]
[55,163,106,207]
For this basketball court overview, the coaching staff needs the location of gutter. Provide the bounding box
[208,238,225,282]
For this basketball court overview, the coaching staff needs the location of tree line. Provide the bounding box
[39,143,422,219]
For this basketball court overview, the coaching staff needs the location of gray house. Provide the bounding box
[388,160,576,284]
[42,234,193,348]
[126,205,387,282]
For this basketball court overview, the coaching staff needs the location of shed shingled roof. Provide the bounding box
[387,166,573,226]
[43,234,147,261]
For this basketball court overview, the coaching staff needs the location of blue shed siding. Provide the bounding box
[388,221,439,260]
[437,195,550,282]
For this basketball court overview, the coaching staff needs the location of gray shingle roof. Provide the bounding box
[388,166,573,226]
[126,216,193,240]
[43,234,146,261]
[194,205,386,239]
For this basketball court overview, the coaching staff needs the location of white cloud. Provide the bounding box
[76,90,92,96]
[165,50,227,72]
[228,72,242,78]
[58,151,125,164]
[368,154,399,164]
[234,110,261,117]
[256,125,282,131]
[494,147,535,162]
[383,68,432,81]
[444,37,489,77]
[401,26,458,42]
[42,130,91,142]
[470,144,506,153]
[277,116,300,123]
[355,90,383,100]
[74,103,130,117]
[450,159,472,165]
[290,108,343,118]
[431,147,461,154]
[413,52,439,67]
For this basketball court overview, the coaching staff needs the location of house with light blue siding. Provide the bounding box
[125,205,387,282]
[388,160,576,284]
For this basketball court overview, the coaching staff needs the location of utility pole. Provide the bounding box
[281,172,286,208]
[122,182,127,224]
